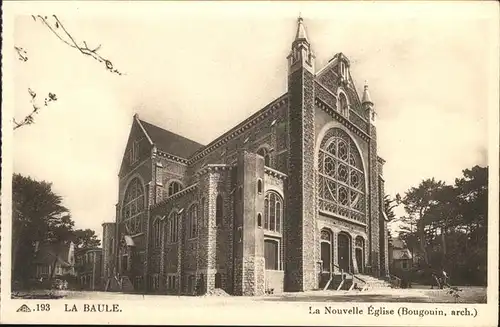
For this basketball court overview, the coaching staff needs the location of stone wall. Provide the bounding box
[368,127,381,276]
[286,67,317,292]
[102,223,116,280]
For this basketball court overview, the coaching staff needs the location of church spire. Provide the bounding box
[295,16,309,43]
[362,83,373,105]
[288,15,315,74]
[362,82,376,126]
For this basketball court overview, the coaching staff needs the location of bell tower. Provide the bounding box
[285,16,317,292]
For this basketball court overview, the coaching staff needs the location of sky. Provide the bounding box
[6,2,498,241]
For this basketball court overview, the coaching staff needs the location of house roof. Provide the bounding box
[138,118,204,159]
[393,248,413,260]
[391,238,406,249]
[33,243,73,267]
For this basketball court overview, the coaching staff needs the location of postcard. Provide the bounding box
[1,1,498,325]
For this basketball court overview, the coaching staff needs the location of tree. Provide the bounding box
[394,165,488,285]
[73,229,101,249]
[400,178,446,266]
[12,173,70,281]
[12,174,101,284]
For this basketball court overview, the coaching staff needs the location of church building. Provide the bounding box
[102,17,390,295]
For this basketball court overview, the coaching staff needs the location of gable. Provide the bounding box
[316,59,365,117]
[118,117,153,177]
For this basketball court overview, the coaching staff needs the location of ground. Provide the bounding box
[11,286,487,303]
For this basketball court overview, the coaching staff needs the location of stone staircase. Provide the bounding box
[104,275,135,292]
[355,274,393,291]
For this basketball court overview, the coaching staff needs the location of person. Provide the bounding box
[431,272,441,289]
[441,270,450,288]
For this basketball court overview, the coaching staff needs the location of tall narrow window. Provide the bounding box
[130,140,140,164]
[257,179,263,194]
[216,195,223,226]
[257,213,262,227]
[264,192,283,233]
[188,204,198,239]
[200,197,206,227]
[264,197,269,229]
[168,181,182,197]
[237,226,243,243]
[339,93,349,116]
[153,217,161,248]
[257,148,270,167]
[167,212,179,243]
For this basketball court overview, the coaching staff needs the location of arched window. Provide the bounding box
[152,217,162,248]
[339,93,349,116]
[216,195,223,226]
[168,181,182,197]
[257,179,263,194]
[318,128,365,223]
[122,177,145,234]
[264,192,283,233]
[257,148,271,167]
[187,204,198,239]
[257,213,262,227]
[166,211,179,243]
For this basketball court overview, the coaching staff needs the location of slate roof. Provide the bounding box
[391,238,406,249]
[393,248,413,260]
[33,243,73,267]
[138,119,204,159]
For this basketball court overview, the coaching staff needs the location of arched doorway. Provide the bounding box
[355,236,365,274]
[320,229,333,273]
[337,232,352,273]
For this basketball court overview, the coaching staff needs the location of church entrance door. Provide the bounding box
[355,248,363,274]
[338,233,351,273]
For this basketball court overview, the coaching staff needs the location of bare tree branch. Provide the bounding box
[34,15,124,75]
[13,89,57,130]
[15,46,29,62]
[13,15,124,130]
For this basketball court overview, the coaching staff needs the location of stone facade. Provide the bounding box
[103,17,389,295]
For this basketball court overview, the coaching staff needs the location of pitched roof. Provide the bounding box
[393,248,413,260]
[33,243,73,267]
[391,238,406,249]
[138,118,204,159]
